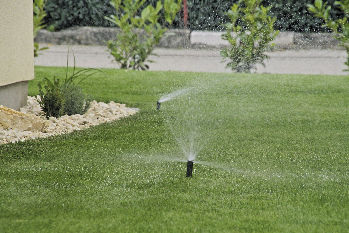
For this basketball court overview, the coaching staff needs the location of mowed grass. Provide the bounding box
[1,67,349,232]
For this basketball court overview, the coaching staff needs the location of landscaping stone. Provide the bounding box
[190,31,229,48]
[272,32,294,49]
[0,105,47,132]
[35,27,191,48]
[36,26,340,49]
[0,96,138,144]
[294,33,339,48]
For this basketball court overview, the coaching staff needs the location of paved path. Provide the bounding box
[35,44,348,75]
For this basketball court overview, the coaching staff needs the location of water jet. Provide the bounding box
[186,160,194,177]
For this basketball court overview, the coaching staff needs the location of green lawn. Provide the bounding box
[1,67,349,232]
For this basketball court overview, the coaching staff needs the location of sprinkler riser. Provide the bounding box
[156,101,161,110]
[186,160,194,177]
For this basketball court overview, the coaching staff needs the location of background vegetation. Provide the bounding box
[44,0,344,32]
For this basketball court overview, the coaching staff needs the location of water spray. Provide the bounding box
[186,160,194,177]
[157,88,192,111]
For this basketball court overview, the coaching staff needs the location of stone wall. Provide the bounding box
[36,27,191,48]
[35,27,340,49]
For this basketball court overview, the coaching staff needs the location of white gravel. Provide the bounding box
[0,96,138,144]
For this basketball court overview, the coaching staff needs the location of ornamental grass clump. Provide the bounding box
[106,0,182,70]
[221,0,279,73]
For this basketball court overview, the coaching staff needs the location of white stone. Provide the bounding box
[0,96,138,145]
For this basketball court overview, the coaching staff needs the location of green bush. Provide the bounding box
[33,0,48,57]
[106,0,182,70]
[38,77,64,118]
[221,0,279,73]
[38,58,95,118]
[61,84,90,116]
[44,0,116,31]
[186,0,344,32]
[44,0,344,32]
[185,0,232,31]
[308,0,349,71]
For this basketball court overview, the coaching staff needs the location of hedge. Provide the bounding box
[44,0,115,30]
[44,0,343,32]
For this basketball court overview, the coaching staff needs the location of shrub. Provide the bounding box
[38,77,64,118]
[185,0,232,31]
[221,0,279,73]
[61,84,91,116]
[187,0,344,32]
[38,56,96,118]
[33,0,48,57]
[44,0,116,31]
[106,0,182,70]
[44,0,344,32]
[308,0,349,71]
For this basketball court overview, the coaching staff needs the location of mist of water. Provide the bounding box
[126,153,347,183]
[162,78,227,163]
[158,88,193,103]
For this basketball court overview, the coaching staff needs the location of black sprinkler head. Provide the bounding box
[156,101,161,110]
[186,160,194,177]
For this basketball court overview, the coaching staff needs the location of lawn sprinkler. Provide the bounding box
[186,160,194,177]
[156,101,161,110]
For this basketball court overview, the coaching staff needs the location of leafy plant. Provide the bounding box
[44,0,116,31]
[43,0,343,32]
[38,55,97,118]
[105,0,182,70]
[38,77,64,118]
[220,0,279,73]
[33,0,48,57]
[308,0,349,71]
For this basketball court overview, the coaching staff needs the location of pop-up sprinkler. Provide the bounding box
[186,160,194,177]
[156,101,161,110]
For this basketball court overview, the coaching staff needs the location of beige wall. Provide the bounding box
[0,0,34,87]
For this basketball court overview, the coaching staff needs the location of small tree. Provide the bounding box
[221,0,279,73]
[106,0,182,70]
[308,0,349,71]
[33,0,48,57]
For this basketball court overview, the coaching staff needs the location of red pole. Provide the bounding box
[183,0,188,28]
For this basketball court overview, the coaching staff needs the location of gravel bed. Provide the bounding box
[0,96,138,144]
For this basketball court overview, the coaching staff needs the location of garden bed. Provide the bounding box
[0,96,138,144]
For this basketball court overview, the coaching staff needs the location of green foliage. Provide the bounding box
[308,0,349,71]
[38,77,64,118]
[186,0,342,32]
[33,0,48,57]
[44,0,116,31]
[38,57,96,118]
[44,0,344,32]
[221,0,279,73]
[106,0,181,70]
[264,0,332,33]
[61,84,91,116]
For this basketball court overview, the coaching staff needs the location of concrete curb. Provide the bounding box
[35,27,340,49]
